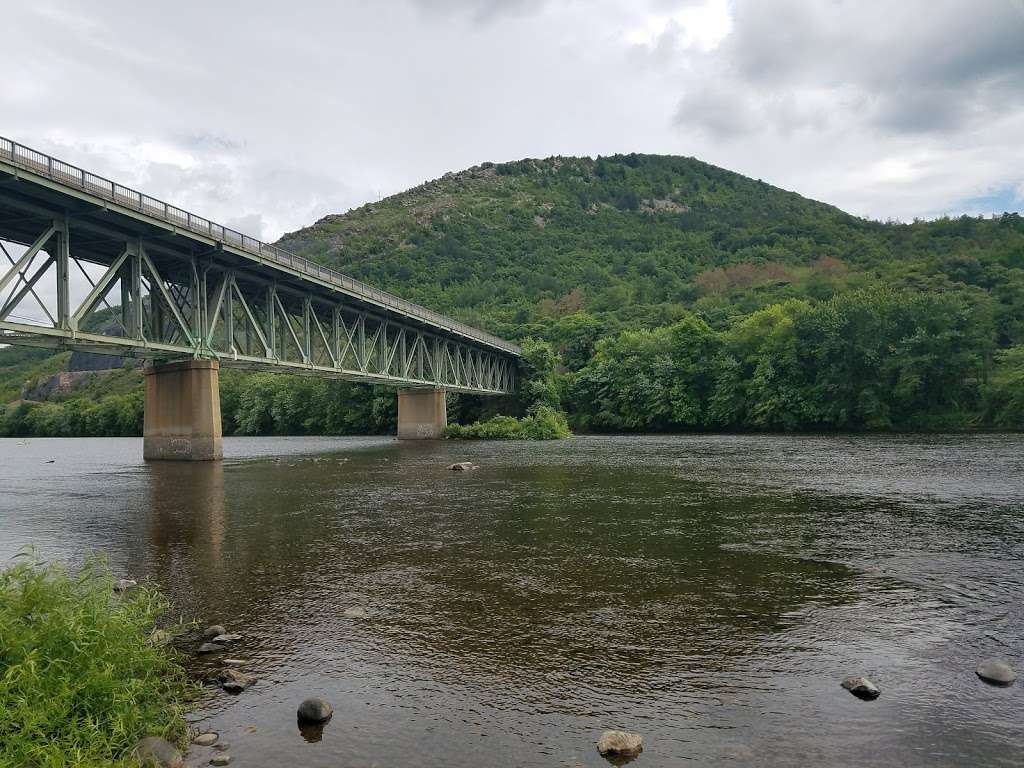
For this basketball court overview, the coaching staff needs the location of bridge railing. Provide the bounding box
[0,136,520,356]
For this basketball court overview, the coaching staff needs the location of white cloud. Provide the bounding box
[0,0,1021,241]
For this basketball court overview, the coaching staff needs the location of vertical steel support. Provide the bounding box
[55,218,70,330]
[225,274,234,353]
[130,245,143,340]
[303,296,312,364]
[265,285,276,359]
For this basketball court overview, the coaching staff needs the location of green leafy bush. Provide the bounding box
[0,557,195,767]
[445,405,571,439]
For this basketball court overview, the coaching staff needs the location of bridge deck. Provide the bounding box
[0,138,518,395]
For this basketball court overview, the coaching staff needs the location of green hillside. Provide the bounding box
[3,153,1023,435]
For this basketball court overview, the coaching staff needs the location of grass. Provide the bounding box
[0,556,197,767]
[444,405,572,440]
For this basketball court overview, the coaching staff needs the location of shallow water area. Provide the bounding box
[1,434,1022,767]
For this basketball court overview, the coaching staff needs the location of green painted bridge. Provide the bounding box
[0,137,520,458]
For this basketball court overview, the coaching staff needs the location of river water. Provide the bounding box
[1,434,1022,767]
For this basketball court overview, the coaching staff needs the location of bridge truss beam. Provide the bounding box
[0,215,515,395]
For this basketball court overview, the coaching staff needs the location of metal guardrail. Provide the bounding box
[0,136,521,356]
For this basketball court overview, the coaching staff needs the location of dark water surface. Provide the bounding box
[1,434,1022,767]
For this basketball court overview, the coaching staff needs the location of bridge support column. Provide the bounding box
[397,388,447,440]
[143,360,223,461]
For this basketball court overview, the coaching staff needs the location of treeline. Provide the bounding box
[567,287,1023,431]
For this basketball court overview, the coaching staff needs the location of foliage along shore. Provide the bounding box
[1,152,1023,436]
[0,557,195,767]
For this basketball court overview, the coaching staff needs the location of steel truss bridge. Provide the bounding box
[0,137,519,396]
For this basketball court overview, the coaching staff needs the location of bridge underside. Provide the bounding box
[0,141,519,457]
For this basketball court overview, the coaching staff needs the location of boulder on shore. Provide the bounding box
[976,659,1017,686]
[297,697,334,723]
[201,625,227,640]
[217,668,256,693]
[841,676,880,700]
[131,736,183,768]
[597,730,643,758]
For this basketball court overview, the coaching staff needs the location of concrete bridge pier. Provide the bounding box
[143,359,223,461]
[397,388,447,439]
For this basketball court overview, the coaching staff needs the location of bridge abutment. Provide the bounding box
[397,388,447,439]
[143,359,223,461]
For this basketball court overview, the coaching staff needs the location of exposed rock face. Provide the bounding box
[297,697,334,723]
[131,736,183,768]
[217,668,256,693]
[597,730,643,758]
[976,659,1017,686]
[202,625,227,640]
[841,676,880,700]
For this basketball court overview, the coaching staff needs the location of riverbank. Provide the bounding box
[0,557,195,767]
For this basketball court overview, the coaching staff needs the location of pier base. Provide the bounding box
[143,359,223,461]
[397,388,447,439]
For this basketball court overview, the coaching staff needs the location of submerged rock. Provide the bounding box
[192,732,218,747]
[114,578,138,593]
[841,676,880,700]
[209,755,231,766]
[447,461,477,471]
[217,668,256,693]
[343,606,368,619]
[297,697,334,723]
[131,736,183,768]
[597,730,643,758]
[201,625,227,640]
[197,642,224,654]
[976,659,1017,686]
[211,633,242,644]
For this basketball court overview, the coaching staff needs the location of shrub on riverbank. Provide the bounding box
[0,557,195,767]
[444,405,572,439]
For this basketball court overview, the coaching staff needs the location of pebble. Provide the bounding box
[131,736,182,768]
[841,676,880,700]
[297,697,334,723]
[976,658,1017,686]
[201,625,227,640]
[597,730,643,757]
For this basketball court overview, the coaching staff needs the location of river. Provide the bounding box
[1,434,1022,767]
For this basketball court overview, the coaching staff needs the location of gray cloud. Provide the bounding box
[0,0,1020,236]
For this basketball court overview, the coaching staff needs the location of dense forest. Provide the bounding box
[2,153,1022,436]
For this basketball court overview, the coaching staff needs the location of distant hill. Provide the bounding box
[3,152,1023,435]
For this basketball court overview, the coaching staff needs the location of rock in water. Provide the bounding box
[209,755,232,766]
[197,642,224,654]
[841,676,880,700]
[131,736,183,768]
[597,730,643,758]
[201,625,227,640]
[343,606,367,619]
[114,578,137,593]
[297,697,334,723]
[976,659,1017,686]
[447,461,475,471]
[211,633,242,644]
[217,668,256,693]
[192,732,219,747]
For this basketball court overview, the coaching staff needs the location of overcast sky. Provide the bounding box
[3,0,1023,241]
